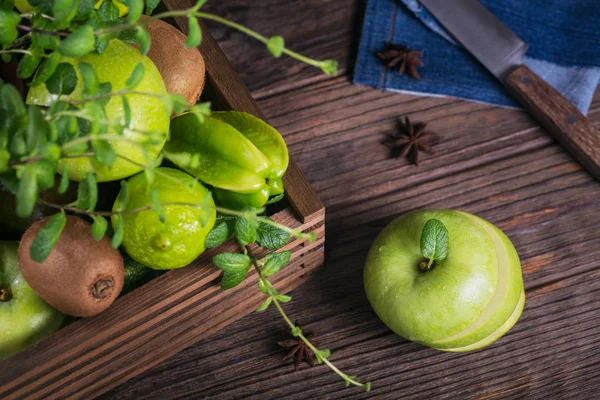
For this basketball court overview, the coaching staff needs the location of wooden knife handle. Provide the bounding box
[505,65,600,180]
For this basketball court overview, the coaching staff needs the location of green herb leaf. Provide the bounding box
[275,294,291,303]
[168,93,190,115]
[114,179,129,211]
[122,95,131,127]
[98,0,119,20]
[256,220,290,250]
[31,51,61,87]
[78,62,99,97]
[57,24,95,57]
[34,160,55,191]
[111,214,123,248]
[256,297,272,312]
[257,278,274,295]
[52,0,79,29]
[125,62,145,90]
[291,326,301,337]
[135,25,151,55]
[91,215,108,241]
[235,215,258,246]
[212,252,251,273]
[46,63,78,95]
[58,164,69,194]
[41,143,61,162]
[0,10,20,47]
[77,172,98,211]
[16,165,38,218]
[320,59,338,76]
[29,211,66,262]
[149,188,166,223]
[185,17,201,48]
[261,250,291,277]
[189,102,211,124]
[204,216,235,248]
[76,0,95,19]
[420,218,449,264]
[17,45,43,79]
[1,83,25,116]
[265,193,284,205]
[221,267,250,290]
[144,0,160,14]
[26,105,48,152]
[92,138,116,168]
[127,0,143,23]
[315,349,330,364]
[267,35,284,58]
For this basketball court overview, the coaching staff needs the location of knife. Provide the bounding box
[419,0,600,180]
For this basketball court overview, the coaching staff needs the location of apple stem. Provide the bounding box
[0,288,12,302]
[419,258,434,272]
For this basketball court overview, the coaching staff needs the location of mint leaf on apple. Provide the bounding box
[420,218,449,267]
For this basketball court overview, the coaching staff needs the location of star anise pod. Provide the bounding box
[383,116,437,166]
[277,320,318,370]
[376,44,424,79]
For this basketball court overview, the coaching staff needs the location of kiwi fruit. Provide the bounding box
[143,18,206,105]
[19,216,124,317]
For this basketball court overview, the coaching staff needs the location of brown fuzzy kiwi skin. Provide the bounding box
[18,216,124,317]
[143,18,206,106]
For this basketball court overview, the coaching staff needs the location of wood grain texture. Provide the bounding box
[0,15,326,400]
[96,1,600,398]
[505,65,600,180]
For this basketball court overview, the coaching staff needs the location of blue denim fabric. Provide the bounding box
[354,0,600,114]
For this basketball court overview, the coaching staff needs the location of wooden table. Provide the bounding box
[100,1,600,398]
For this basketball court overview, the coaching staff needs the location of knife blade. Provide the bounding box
[419,0,600,180]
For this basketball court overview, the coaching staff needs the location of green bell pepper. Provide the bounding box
[164,111,289,209]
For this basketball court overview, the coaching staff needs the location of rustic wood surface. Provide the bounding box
[100,1,600,399]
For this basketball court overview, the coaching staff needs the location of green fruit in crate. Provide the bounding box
[164,111,289,209]
[27,39,169,182]
[0,241,65,359]
[114,168,216,270]
[364,209,525,352]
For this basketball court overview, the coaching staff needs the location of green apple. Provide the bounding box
[364,209,525,352]
[0,241,65,359]
[27,39,169,182]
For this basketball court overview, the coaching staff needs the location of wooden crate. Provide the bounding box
[0,2,325,398]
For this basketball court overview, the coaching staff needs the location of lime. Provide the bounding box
[113,168,216,270]
[27,39,169,182]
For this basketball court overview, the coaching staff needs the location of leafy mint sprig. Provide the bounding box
[419,218,449,271]
[209,224,371,392]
